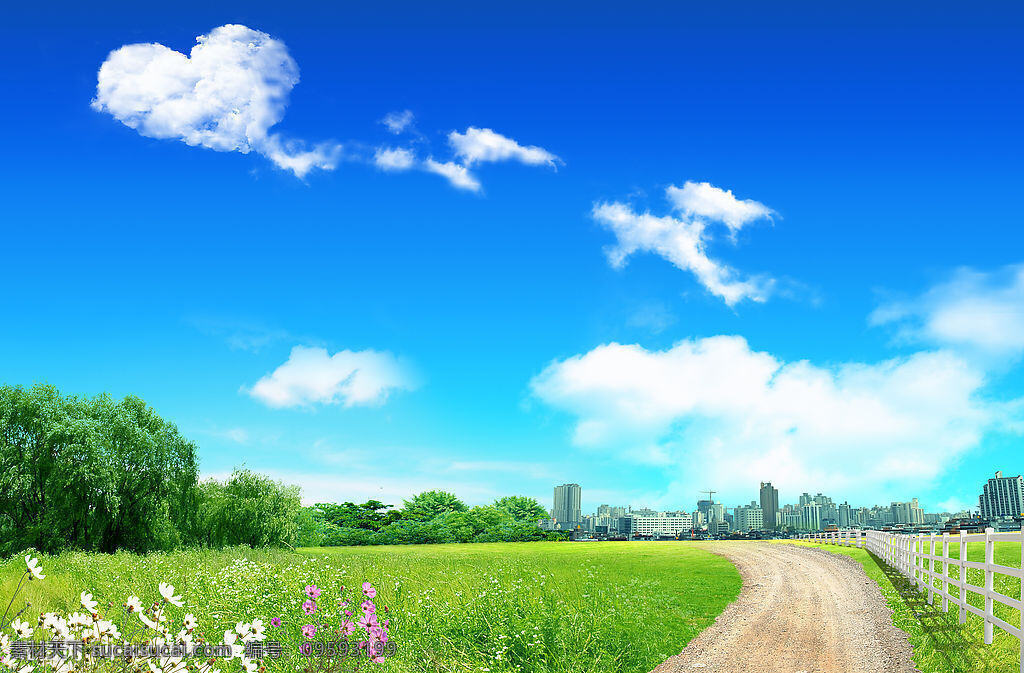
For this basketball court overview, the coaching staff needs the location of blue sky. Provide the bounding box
[3,1,1023,514]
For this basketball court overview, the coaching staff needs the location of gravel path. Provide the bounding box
[652,542,919,673]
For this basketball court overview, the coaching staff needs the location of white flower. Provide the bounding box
[12,619,33,638]
[241,657,258,673]
[182,614,197,632]
[24,556,44,581]
[97,620,121,640]
[68,612,91,629]
[125,596,142,612]
[249,619,266,641]
[158,583,183,607]
[139,612,160,630]
[222,632,243,659]
[0,633,10,656]
[80,591,99,614]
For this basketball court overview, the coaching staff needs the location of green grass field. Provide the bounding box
[1,542,740,673]
[789,541,1022,673]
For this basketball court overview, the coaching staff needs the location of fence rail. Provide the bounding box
[798,527,1024,671]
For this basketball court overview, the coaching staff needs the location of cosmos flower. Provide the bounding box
[24,556,44,581]
[301,624,317,639]
[80,592,99,614]
[124,596,143,612]
[361,582,377,599]
[304,585,321,600]
[159,583,184,607]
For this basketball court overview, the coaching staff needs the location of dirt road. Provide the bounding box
[653,543,919,673]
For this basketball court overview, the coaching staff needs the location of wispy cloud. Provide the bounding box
[594,182,776,306]
[871,263,1024,359]
[245,345,419,408]
[448,127,561,168]
[380,109,415,134]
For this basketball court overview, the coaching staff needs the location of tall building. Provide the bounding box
[759,482,779,530]
[838,502,851,528]
[800,503,821,531]
[979,471,1024,519]
[552,483,582,529]
[734,501,764,532]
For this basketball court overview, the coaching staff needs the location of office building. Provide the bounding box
[759,482,779,530]
[979,471,1024,519]
[631,511,693,537]
[552,483,582,530]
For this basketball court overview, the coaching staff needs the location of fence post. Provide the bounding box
[929,533,936,605]
[941,532,949,612]
[984,527,994,645]
[959,530,967,624]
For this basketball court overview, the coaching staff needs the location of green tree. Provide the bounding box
[401,490,468,521]
[195,469,301,548]
[493,495,547,522]
[0,383,199,554]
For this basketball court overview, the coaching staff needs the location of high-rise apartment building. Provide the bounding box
[552,483,582,529]
[734,501,764,532]
[800,503,821,531]
[979,471,1024,519]
[759,482,779,530]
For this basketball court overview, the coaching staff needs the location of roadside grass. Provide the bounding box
[786,541,1021,673]
[2,542,740,673]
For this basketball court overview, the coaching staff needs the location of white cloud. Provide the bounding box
[594,186,775,305]
[448,127,560,168]
[373,147,416,171]
[246,345,418,408]
[871,264,1024,358]
[381,109,414,134]
[423,158,481,192]
[92,24,340,178]
[531,336,1019,506]
[666,181,775,235]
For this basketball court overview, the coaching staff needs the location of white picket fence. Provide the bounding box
[798,527,1024,670]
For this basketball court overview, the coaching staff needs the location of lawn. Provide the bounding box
[1,542,740,673]
[787,541,1022,673]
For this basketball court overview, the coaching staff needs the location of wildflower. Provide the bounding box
[241,657,258,673]
[24,556,44,581]
[222,631,243,659]
[182,614,197,632]
[80,591,99,614]
[159,583,184,607]
[269,618,281,628]
[0,633,9,656]
[301,624,316,639]
[249,619,266,641]
[361,600,376,614]
[12,619,33,639]
[338,621,355,637]
[304,585,321,600]
[361,582,377,599]
[301,600,316,615]
[139,612,161,631]
[125,596,142,612]
[344,610,352,617]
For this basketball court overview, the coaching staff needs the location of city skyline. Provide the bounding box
[544,472,1021,534]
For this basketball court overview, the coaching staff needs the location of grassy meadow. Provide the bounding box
[789,541,1022,673]
[2,542,740,673]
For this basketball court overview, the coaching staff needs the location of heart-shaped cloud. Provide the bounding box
[92,24,339,178]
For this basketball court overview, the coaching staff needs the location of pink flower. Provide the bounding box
[305,585,322,600]
[301,624,317,639]
[361,600,376,614]
[270,617,282,628]
[361,582,377,599]
[339,621,356,636]
[344,610,352,617]
[302,600,317,614]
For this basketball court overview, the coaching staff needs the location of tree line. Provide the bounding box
[0,384,559,555]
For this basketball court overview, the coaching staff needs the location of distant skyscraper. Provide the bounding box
[979,471,1024,519]
[759,482,779,530]
[552,483,582,529]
